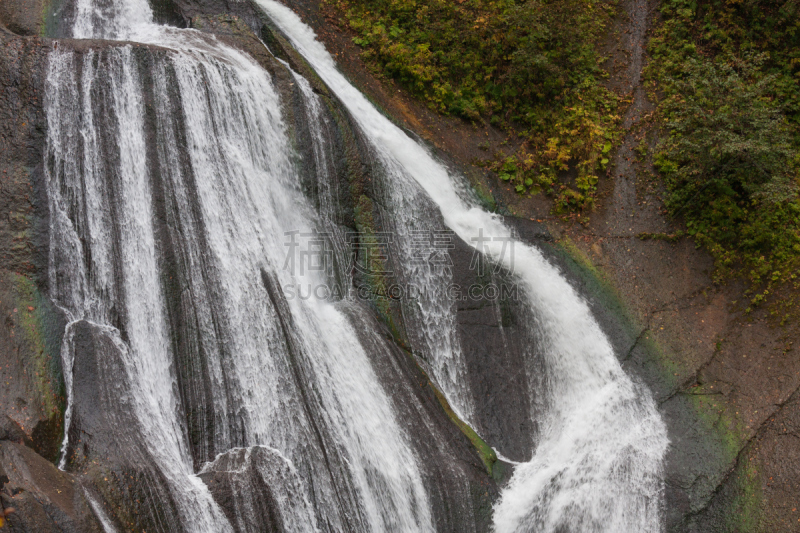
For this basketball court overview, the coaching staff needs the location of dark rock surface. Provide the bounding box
[199,447,292,533]
[448,228,539,463]
[0,417,34,449]
[4,0,796,529]
[0,440,104,532]
[0,0,48,36]
[343,302,503,532]
[0,26,66,464]
[65,319,185,532]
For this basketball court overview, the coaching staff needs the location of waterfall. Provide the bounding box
[46,44,236,532]
[45,2,434,531]
[254,3,670,532]
[42,0,670,527]
[290,66,474,423]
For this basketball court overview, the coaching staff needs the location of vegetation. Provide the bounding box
[330,0,800,299]
[429,379,497,475]
[647,0,800,293]
[325,0,622,210]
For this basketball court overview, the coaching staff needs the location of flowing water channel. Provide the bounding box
[43,0,670,530]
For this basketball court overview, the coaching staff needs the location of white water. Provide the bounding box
[85,491,120,533]
[288,70,353,295]
[46,45,235,532]
[46,2,433,532]
[379,156,474,423]
[255,3,670,531]
[290,66,474,422]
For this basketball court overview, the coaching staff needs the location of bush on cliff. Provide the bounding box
[648,0,800,293]
[325,0,621,210]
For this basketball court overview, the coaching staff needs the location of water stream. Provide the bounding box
[42,0,670,530]
[255,3,670,532]
[47,4,432,532]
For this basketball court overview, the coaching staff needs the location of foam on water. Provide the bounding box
[46,2,434,531]
[255,3,670,531]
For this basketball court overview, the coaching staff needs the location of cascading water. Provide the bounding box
[290,65,474,423]
[378,159,475,424]
[47,43,236,532]
[253,3,671,531]
[46,2,436,532]
[42,0,670,527]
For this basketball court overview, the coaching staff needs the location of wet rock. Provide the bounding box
[190,14,278,71]
[65,319,183,532]
[449,231,539,463]
[0,417,33,449]
[162,0,262,30]
[0,31,66,464]
[0,440,103,532]
[199,446,306,533]
[343,305,502,533]
[0,0,47,36]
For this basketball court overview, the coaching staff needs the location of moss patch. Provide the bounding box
[430,377,497,476]
[13,273,64,419]
[726,456,764,532]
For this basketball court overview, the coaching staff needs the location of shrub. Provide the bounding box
[327,0,622,208]
[649,0,800,290]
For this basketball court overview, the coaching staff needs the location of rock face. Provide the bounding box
[0,0,48,36]
[0,22,65,463]
[2,0,795,530]
[0,438,104,532]
[444,223,540,463]
[0,20,98,533]
[0,2,508,531]
[199,446,302,532]
[64,319,186,532]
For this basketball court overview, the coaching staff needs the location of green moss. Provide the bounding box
[13,273,64,420]
[692,391,743,453]
[556,236,639,332]
[636,231,684,243]
[41,0,61,37]
[430,378,497,475]
[726,457,764,532]
[465,168,498,212]
[352,195,390,313]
